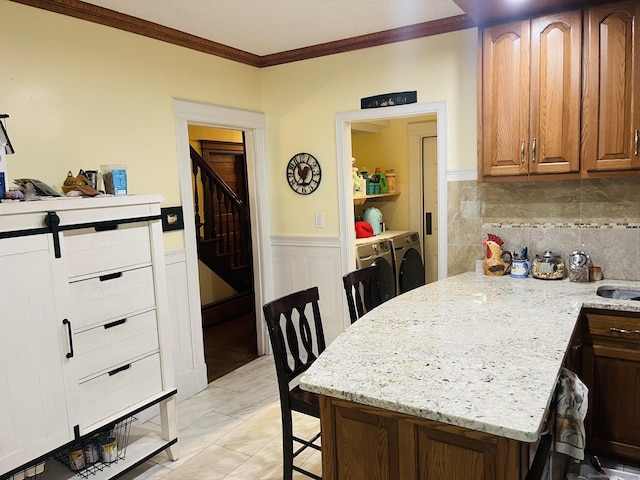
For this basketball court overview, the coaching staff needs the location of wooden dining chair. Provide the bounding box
[262,286,325,480]
[342,264,385,324]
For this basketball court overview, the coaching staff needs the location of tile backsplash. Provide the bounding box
[481,222,639,281]
[447,177,640,280]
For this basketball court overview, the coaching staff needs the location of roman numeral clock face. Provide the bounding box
[286,152,321,195]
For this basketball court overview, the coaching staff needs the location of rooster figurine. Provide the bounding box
[483,233,512,276]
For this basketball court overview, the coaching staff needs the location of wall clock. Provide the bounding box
[286,152,321,195]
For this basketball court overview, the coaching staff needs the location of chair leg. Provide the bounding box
[281,410,294,480]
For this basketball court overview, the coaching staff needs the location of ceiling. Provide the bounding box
[79,0,466,57]
[14,0,615,66]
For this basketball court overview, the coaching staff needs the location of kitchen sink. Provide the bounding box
[596,286,640,301]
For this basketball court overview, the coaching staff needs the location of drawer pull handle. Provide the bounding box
[531,137,537,163]
[609,327,640,335]
[108,364,131,376]
[104,319,127,329]
[95,224,118,232]
[99,272,123,282]
[63,319,74,358]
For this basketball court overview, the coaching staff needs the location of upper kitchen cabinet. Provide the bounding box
[582,1,640,175]
[479,10,582,181]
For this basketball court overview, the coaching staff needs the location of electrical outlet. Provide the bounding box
[315,212,325,228]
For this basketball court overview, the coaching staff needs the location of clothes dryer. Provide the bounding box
[355,239,396,301]
[391,231,425,294]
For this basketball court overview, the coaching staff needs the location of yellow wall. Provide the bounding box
[260,29,478,236]
[188,126,243,152]
[3,1,478,244]
[351,115,434,230]
[1,2,262,250]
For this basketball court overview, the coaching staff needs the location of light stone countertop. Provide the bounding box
[300,272,640,443]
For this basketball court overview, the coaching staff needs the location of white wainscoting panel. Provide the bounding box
[270,236,347,344]
[164,250,208,402]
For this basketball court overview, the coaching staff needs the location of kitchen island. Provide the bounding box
[300,272,640,479]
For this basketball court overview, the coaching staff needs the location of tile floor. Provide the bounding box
[120,355,321,480]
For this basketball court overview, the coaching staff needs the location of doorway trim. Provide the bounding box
[336,101,448,281]
[173,99,273,362]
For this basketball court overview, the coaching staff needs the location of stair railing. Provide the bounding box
[191,146,251,269]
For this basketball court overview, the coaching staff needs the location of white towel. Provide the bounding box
[554,367,589,460]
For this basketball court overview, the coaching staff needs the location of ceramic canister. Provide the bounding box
[510,259,532,278]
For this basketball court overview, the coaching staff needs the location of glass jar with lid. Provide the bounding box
[532,251,566,280]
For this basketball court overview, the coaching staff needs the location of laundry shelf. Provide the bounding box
[353,192,400,206]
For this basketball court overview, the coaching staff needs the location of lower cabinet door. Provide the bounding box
[0,236,72,475]
[583,342,640,461]
[320,396,522,480]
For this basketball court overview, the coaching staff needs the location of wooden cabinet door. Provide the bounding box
[583,342,640,461]
[400,421,521,480]
[481,20,531,178]
[529,11,582,175]
[582,311,640,463]
[583,1,640,172]
[0,235,72,474]
[320,396,524,480]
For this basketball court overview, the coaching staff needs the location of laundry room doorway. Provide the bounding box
[338,102,448,319]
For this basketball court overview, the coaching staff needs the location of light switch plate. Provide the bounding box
[315,212,325,228]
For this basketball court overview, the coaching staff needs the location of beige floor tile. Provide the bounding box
[214,377,279,420]
[213,357,276,393]
[214,402,282,456]
[152,410,244,470]
[158,443,249,480]
[221,435,284,480]
[120,356,323,479]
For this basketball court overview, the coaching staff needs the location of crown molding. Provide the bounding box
[11,0,263,66]
[10,0,475,67]
[259,15,476,67]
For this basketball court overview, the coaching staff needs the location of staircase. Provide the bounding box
[191,146,252,294]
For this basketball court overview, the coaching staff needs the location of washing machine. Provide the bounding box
[391,231,425,294]
[355,239,396,301]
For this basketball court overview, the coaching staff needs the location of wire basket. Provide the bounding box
[53,416,135,478]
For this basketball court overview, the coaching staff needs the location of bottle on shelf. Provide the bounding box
[375,167,388,194]
[385,169,396,193]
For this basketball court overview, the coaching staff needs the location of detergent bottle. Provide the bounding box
[367,168,379,195]
[352,167,360,194]
[385,169,396,193]
[375,167,388,194]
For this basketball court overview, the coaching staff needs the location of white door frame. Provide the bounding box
[173,99,273,362]
[336,102,448,281]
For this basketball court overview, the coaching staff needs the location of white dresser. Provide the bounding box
[0,195,179,479]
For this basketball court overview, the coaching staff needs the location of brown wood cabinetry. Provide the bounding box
[582,1,640,175]
[480,11,582,180]
[581,310,640,463]
[319,396,530,480]
[479,1,640,181]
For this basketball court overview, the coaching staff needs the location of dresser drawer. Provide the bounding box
[63,223,151,278]
[69,266,156,331]
[74,310,159,381]
[586,313,640,341]
[78,353,163,428]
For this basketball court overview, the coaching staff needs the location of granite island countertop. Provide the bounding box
[300,272,640,443]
